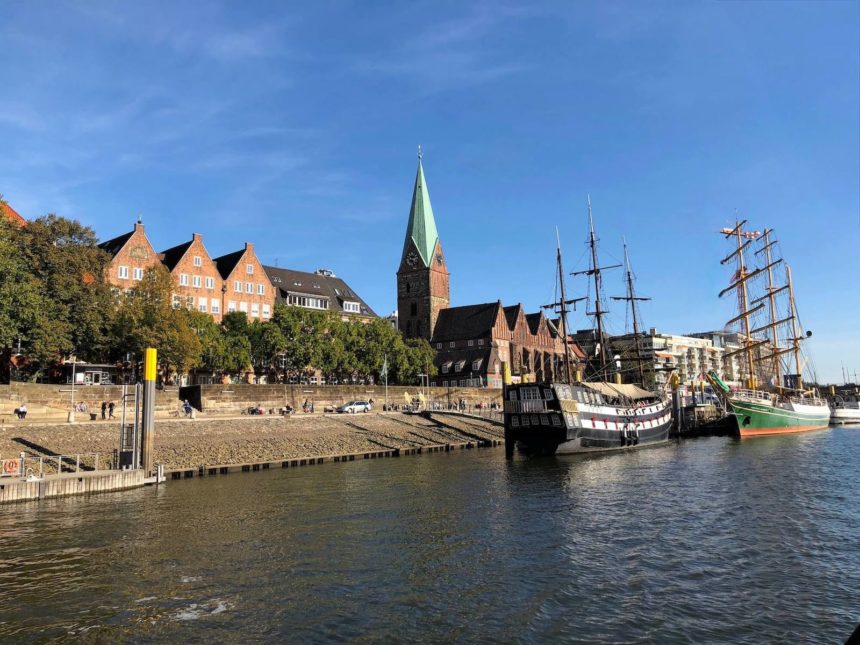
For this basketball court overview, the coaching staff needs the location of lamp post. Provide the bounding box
[69,356,77,423]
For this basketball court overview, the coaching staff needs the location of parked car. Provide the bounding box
[337,400,372,414]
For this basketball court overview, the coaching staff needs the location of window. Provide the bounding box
[132,267,143,281]
[344,301,360,313]
[227,300,236,313]
[205,277,214,289]
[472,359,482,371]
[449,341,455,348]
[239,301,248,312]
[478,339,484,346]
[468,340,474,347]
[118,266,129,279]
[410,302,417,316]
[234,280,242,292]
[251,303,259,317]
[193,256,202,267]
[199,302,207,313]
[180,273,189,286]
[186,296,194,309]
[172,295,181,309]
[436,343,442,349]
[245,282,253,294]
[211,299,220,314]
[257,284,265,295]
[192,275,201,288]
[246,264,254,275]
[262,304,270,317]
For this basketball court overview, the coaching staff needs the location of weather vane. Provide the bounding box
[417,144,423,160]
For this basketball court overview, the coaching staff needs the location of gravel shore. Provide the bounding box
[0,413,503,474]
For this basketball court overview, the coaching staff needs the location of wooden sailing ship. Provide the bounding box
[706,220,829,436]
[503,198,672,457]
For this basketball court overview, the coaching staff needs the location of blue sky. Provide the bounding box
[1,1,858,382]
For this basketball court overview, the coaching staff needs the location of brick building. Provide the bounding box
[396,152,450,340]
[264,266,377,322]
[98,220,160,291]
[430,301,583,388]
[213,243,275,321]
[1,201,27,226]
[160,233,225,321]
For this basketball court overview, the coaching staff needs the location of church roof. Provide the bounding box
[401,156,440,267]
[431,302,501,343]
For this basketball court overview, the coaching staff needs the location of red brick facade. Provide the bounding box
[215,243,276,322]
[99,222,160,291]
[397,238,450,340]
[162,233,225,322]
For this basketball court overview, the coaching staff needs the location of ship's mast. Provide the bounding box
[720,220,759,388]
[754,228,782,388]
[555,230,575,383]
[542,229,585,384]
[611,240,650,386]
[786,264,804,391]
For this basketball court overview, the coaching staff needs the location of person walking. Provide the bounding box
[16,403,27,419]
[108,401,115,419]
[101,401,107,420]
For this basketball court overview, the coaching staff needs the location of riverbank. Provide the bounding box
[0,412,504,475]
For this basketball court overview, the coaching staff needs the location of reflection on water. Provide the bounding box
[1,429,859,642]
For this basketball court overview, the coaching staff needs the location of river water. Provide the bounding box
[1,428,858,643]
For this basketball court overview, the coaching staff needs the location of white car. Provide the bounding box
[338,400,372,414]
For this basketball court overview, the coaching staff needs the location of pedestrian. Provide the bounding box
[183,400,193,417]
[108,401,115,419]
[15,403,27,419]
[101,401,107,420]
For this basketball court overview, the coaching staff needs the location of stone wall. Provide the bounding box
[1,382,502,416]
[195,383,502,413]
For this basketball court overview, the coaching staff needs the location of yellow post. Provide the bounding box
[502,361,512,386]
[141,348,157,476]
[614,372,622,385]
[575,368,583,382]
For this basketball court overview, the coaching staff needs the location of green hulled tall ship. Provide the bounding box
[707,221,829,437]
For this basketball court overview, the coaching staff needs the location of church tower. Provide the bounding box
[397,148,450,341]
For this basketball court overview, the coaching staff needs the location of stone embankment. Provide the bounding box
[0,412,504,475]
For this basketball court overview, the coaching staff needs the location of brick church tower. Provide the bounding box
[397,149,450,341]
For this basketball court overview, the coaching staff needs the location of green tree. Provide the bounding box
[216,312,252,375]
[0,216,50,381]
[111,266,201,377]
[17,214,115,365]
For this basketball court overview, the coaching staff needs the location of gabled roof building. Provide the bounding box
[430,300,583,388]
[213,242,275,321]
[160,233,225,321]
[264,266,377,321]
[1,201,27,227]
[98,220,160,290]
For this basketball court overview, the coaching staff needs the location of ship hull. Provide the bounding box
[830,406,860,425]
[729,398,829,437]
[504,382,673,456]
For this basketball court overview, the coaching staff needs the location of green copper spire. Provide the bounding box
[401,146,440,267]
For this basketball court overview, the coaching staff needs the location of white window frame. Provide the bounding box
[227,300,236,313]
[257,284,265,295]
[234,280,242,292]
[246,263,254,275]
[132,267,144,281]
[192,275,201,288]
[193,256,202,267]
[245,282,253,294]
[199,302,207,313]
[468,340,474,347]
[179,273,189,286]
[251,303,260,317]
[211,299,220,314]
[449,341,455,348]
[262,304,270,317]
[118,265,129,279]
[205,277,214,289]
